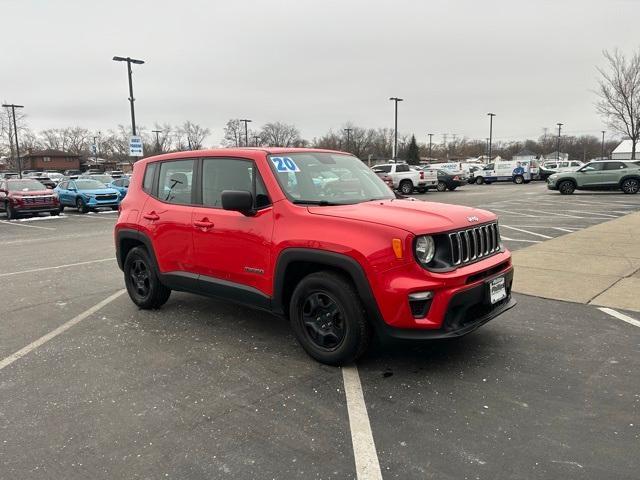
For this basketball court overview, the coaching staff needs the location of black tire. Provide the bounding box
[124,246,171,309]
[76,197,88,214]
[513,175,524,184]
[6,203,17,220]
[558,180,575,195]
[399,180,413,195]
[416,188,427,194]
[50,210,60,216]
[436,181,447,192]
[58,205,65,213]
[476,176,485,185]
[621,178,639,194]
[289,271,372,365]
[111,206,119,210]
[448,186,457,191]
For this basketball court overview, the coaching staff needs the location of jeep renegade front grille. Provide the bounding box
[447,223,501,266]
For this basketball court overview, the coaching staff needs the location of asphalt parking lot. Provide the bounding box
[1,183,639,479]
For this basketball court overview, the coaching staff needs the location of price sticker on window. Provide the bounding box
[271,156,300,173]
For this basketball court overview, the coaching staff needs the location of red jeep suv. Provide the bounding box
[115,149,515,364]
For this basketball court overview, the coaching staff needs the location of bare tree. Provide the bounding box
[259,121,301,147]
[176,121,210,150]
[596,48,640,159]
[222,119,244,147]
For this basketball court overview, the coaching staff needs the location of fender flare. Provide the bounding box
[115,228,160,272]
[619,175,640,186]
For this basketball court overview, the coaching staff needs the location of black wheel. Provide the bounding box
[621,178,639,194]
[50,210,60,216]
[558,180,575,195]
[399,180,413,195]
[289,271,371,365]
[436,181,447,192]
[448,186,458,191]
[6,204,18,220]
[513,175,524,184]
[476,176,485,184]
[76,197,88,213]
[58,205,65,213]
[124,246,171,309]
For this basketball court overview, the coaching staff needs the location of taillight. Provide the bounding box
[420,171,424,180]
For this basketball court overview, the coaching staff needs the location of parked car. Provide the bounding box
[85,169,103,175]
[427,168,468,191]
[473,160,533,184]
[105,170,125,178]
[55,178,121,213]
[81,174,118,185]
[24,171,44,178]
[547,160,640,194]
[1,172,20,179]
[64,169,82,176]
[372,162,437,194]
[115,148,515,365]
[28,176,57,189]
[42,171,65,184]
[538,160,584,180]
[108,177,130,199]
[0,178,60,219]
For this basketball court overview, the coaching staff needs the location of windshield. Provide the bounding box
[86,175,113,184]
[75,179,107,190]
[269,153,394,205]
[7,180,47,192]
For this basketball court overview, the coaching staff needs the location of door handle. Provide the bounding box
[194,219,214,229]
[143,212,160,221]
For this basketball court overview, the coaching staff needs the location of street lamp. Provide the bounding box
[487,113,495,162]
[2,103,24,178]
[389,97,403,159]
[240,119,252,147]
[601,130,606,160]
[428,133,434,161]
[112,56,145,136]
[152,129,162,153]
[344,128,352,152]
[556,123,563,161]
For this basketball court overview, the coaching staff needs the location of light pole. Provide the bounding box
[152,129,162,153]
[344,128,352,152]
[112,56,145,136]
[601,130,606,160]
[428,133,434,161]
[556,123,563,161]
[487,113,495,163]
[485,138,490,160]
[389,97,403,159]
[240,119,252,147]
[2,103,24,178]
[92,133,100,165]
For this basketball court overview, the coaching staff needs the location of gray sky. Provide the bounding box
[2,0,640,145]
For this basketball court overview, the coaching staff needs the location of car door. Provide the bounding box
[57,181,71,205]
[576,162,606,187]
[191,157,274,297]
[602,161,628,186]
[139,159,197,276]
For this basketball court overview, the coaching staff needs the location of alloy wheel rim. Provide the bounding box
[624,180,638,193]
[301,292,346,350]
[129,259,151,298]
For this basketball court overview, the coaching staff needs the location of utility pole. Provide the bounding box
[2,103,24,178]
[487,113,495,163]
[389,97,403,159]
[92,133,100,165]
[253,135,260,147]
[344,128,352,152]
[556,123,563,161]
[112,56,145,136]
[485,138,490,161]
[240,119,252,147]
[601,130,606,160]
[428,133,434,161]
[152,129,162,153]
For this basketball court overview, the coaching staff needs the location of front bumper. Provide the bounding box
[546,180,558,190]
[83,197,120,208]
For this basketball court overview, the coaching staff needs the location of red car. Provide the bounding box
[115,148,515,365]
[0,178,60,220]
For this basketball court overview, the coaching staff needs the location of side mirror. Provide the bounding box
[221,190,254,215]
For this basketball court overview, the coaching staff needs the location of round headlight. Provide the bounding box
[415,235,435,264]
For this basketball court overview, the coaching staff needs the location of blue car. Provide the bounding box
[107,177,130,200]
[54,178,121,213]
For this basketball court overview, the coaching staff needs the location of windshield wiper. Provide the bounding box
[292,200,341,206]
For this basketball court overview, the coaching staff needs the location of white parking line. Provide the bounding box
[0,289,125,371]
[489,208,542,218]
[501,225,553,239]
[500,236,541,243]
[342,365,383,480]
[552,227,576,233]
[0,258,116,278]
[527,209,584,218]
[598,308,640,328]
[0,220,55,230]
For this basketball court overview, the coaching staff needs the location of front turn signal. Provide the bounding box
[392,238,403,259]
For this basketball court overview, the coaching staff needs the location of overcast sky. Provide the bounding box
[2,0,639,145]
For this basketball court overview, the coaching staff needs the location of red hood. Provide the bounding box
[308,199,496,234]
[10,189,54,196]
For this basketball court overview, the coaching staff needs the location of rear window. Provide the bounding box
[372,165,391,173]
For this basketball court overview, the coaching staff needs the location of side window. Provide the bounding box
[122,179,130,187]
[59,181,68,190]
[604,162,626,170]
[396,164,410,172]
[112,179,122,187]
[201,158,270,208]
[584,162,604,171]
[571,162,581,167]
[143,162,157,193]
[157,159,195,205]
[372,165,391,173]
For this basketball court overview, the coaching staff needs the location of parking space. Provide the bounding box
[1,184,639,479]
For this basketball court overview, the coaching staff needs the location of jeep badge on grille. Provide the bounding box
[467,216,479,222]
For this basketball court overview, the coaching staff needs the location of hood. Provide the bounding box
[308,199,496,234]
[78,188,120,195]
[10,189,55,197]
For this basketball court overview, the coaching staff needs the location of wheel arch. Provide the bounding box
[619,174,640,186]
[116,229,159,272]
[272,248,385,329]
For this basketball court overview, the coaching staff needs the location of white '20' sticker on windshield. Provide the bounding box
[271,156,300,173]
